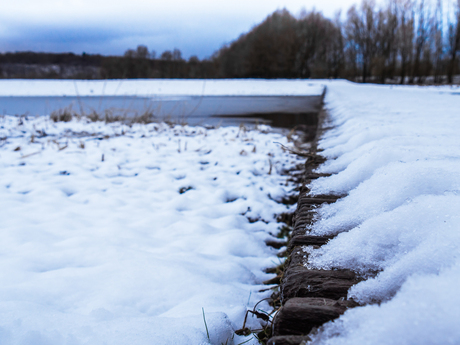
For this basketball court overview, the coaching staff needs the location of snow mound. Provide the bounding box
[306,81,460,344]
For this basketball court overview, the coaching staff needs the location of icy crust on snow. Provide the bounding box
[0,79,324,97]
[0,116,300,345]
[305,81,460,344]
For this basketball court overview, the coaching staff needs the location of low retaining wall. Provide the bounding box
[266,108,360,345]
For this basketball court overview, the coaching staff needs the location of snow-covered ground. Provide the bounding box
[2,79,459,344]
[0,79,324,97]
[306,81,460,344]
[0,116,302,344]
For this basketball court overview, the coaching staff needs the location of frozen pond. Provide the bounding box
[0,79,325,127]
[0,95,322,127]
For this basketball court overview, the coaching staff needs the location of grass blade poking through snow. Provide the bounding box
[202,307,210,341]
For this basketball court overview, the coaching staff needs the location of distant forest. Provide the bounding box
[1,0,459,84]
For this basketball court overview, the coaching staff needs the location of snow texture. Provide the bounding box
[0,115,301,345]
[0,79,324,97]
[306,81,460,344]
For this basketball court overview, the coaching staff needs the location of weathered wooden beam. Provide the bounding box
[289,235,333,248]
[282,266,358,303]
[273,297,348,336]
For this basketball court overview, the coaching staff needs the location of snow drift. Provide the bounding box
[307,81,460,344]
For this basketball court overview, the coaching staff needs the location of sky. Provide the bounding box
[0,0,359,59]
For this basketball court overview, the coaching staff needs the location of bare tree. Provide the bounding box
[135,45,149,59]
[345,0,378,82]
[124,49,136,58]
[160,51,173,61]
[432,0,444,83]
[124,45,150,59]
[411,0,431,83]
[295,10,336,78]
[172,49,183,61]
[248,9,297,78]
[375,0,399,83]
[447,0,460,83]
[328,11,346,78]
[397,0,415,84]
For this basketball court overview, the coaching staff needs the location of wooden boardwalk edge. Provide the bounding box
[266,106,361,345]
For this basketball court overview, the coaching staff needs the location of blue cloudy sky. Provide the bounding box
[0,0,358,59]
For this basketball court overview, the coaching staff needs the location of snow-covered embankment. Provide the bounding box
[0,79,324,97]
[306,81,460,344]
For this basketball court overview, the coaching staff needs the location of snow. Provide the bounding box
[0,79,324,97]
[305,81,460,344]
[2,78,457,344]
[0,115,301,344]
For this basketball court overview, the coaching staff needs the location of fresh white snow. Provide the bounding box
[305,81,460,344]
[2,78,459,345]
[0,79,324,97]
[0,115,301,345]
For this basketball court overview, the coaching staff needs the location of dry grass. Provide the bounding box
[48,103,191,127]
[86,108,157,124]
[50,106,79,123]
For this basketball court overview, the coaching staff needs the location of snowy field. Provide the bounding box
[307,81,460,344]
[0,116,302,344]
[0,79,324,97]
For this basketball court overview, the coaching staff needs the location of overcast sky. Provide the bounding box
[0,0,359,59]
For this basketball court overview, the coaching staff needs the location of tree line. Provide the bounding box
[215,0,460,83]
[0,48,215,79]
[1,0,459,84]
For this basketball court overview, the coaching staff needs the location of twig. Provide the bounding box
[273,142,310,157]
[21,151,41,159]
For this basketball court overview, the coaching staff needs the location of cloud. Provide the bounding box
[0,22,234,58]
[0,0,359,58]
[0,10,256,57]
